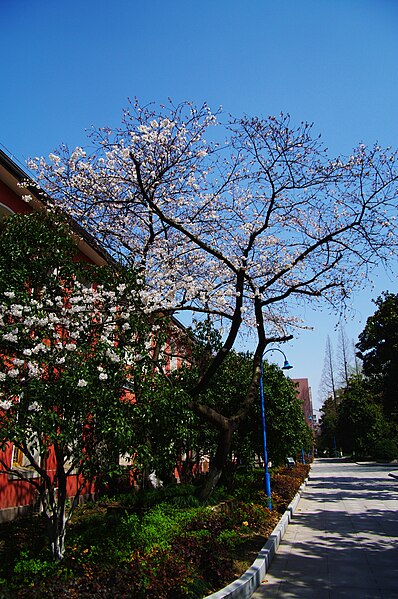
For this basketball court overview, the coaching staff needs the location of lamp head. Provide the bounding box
[282,359,293,370]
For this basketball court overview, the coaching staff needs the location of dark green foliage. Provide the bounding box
[235,362,313,467]
[135,484,203,510]
[129,369,201,488]
[372,438,398,461]
[318,395,339,454]
[319,374,398,460]
[357,292,398,423]
[335,376,393,458]
[129,545,209,599]
[0,211,78,294]
[187,342,312,472]
[319,292,398,459]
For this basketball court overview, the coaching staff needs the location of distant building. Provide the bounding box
[293,378,314,428]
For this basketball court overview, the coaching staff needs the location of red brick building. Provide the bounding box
[292,378,314,429]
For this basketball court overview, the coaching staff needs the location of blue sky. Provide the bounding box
[1,0,398,408]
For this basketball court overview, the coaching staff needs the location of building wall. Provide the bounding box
[0,180,31,215]
[292,378,314,427]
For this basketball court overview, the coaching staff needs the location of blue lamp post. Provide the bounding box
[260,348,293,510]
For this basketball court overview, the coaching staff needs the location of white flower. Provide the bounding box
[27,362,41,378]
[77,379,88,387]
[99,372,108,381]
[106,349,120,363]
[4,291,15,299]
[0,372,6,381]
[2,332,18,343]
[32,342,48,354]
[10,305,23,317]
[65,343,76,351]
[8,368,19,378]
[0,399,12,410]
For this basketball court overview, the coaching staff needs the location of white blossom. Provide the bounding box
[24,102,398,372]
[32,342,48,354]
[10,305,24,317]
[106,349,120,363]
[2,332,18,343]
[0,399,12,410]
[27,362,41,378]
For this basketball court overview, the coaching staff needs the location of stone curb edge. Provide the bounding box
[203,474,310,599]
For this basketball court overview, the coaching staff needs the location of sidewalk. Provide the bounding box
[252,459,398,599]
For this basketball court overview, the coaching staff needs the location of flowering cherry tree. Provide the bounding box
[0,212,154,560]
[29,100,398,495]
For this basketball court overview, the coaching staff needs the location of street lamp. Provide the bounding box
[260,348,293,510]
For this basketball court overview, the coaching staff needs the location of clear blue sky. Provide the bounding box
[1,0,398,408]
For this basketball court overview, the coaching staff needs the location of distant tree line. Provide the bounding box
[318,293,398,460]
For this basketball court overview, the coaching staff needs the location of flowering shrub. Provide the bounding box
[0,211,158,561]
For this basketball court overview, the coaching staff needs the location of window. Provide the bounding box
[11,439,41,474]
[12,446,30,469]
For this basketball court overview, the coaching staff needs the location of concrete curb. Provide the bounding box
[203,476,309,599]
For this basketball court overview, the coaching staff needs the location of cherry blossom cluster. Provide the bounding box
[27,100,398,346]
[0,279,145,405]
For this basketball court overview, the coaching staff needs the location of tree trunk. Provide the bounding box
[42,458,69,562]
[42,487,67,562]
[46,509,66,562]
[198,425,235,500]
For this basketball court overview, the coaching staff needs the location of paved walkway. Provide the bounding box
[252,459,398,599]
